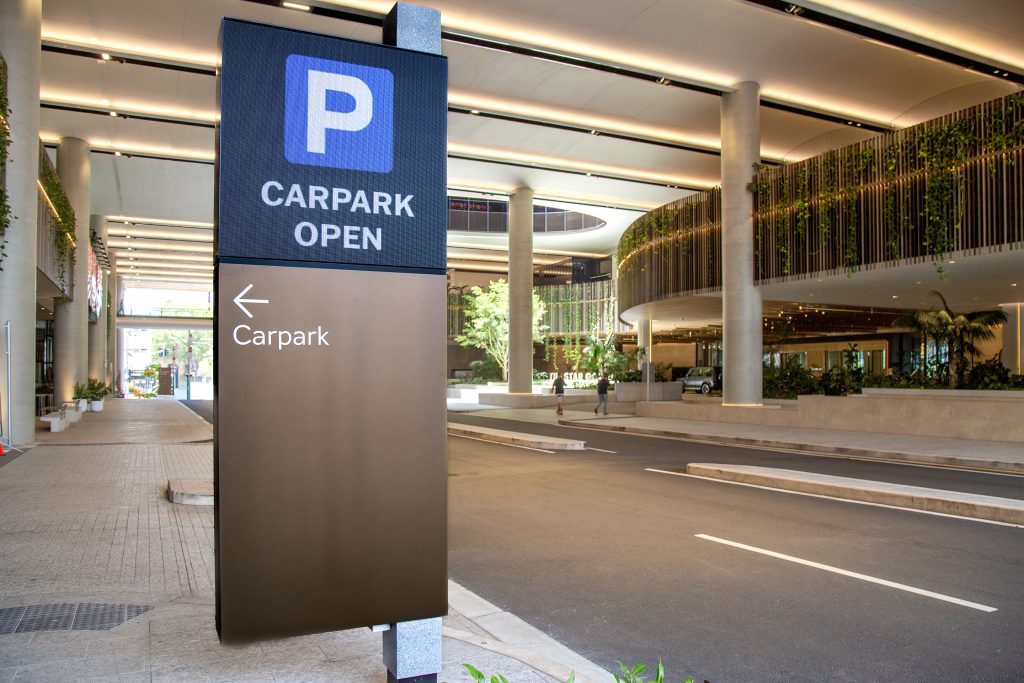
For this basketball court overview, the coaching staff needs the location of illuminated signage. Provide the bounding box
[215,18,448,644]
[218,19,446,270]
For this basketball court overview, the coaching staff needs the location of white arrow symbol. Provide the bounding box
[233,283,269,319]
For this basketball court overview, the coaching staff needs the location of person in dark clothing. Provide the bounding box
[551,372,565,415]
[595,373,610,415]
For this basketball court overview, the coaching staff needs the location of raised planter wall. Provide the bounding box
[613,382,682,402]
[639,391,1024,442]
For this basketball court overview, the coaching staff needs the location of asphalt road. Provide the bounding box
[447,413,1024,680]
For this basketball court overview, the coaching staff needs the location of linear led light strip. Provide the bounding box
[108,215,213,228]
[306,0,895,128]
[108,227,212,242]
[448,142,714,188]
[40,92,218,122]
[448,182,657,212]
[120,268,212,278]
[111,250,212,263]
[42,125,706,190]
[42,17,893,130]
[39,132,214,162]
[115,260,213,271]
[446,240,606,259]
[108,239,213,253]
[122,275,214,285]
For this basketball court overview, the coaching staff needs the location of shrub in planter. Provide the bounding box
[763,357,818,399]
[964,357,1010,389]
[86,377,108,411]
[71,382,90,411]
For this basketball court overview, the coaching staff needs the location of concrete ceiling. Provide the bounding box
[35,0,1024,289]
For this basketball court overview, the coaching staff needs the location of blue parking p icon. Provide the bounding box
[284,55,394,173]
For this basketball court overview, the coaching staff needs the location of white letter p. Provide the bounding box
[306,70,373,154]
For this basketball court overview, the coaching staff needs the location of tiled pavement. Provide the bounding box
[0,399,603,683]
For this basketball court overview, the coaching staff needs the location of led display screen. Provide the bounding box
[87,245,103,323]
[217,19,447,271]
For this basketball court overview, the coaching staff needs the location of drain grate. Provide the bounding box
[0,603,153,635]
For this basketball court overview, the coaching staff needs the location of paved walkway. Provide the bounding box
[0,399,607,682]
[452,406,1024,472]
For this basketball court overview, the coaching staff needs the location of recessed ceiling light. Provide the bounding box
[109,111,118,117]
[100,53,111,61]
[469,109,480,115]
[892,295,899,299]
[114,151,122,157]
[282,2,312,11]
[948,260,956,264]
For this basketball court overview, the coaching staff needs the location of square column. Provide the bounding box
[0,0,42,444]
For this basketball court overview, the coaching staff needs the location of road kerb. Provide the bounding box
[448,423,586,450]
[686,463,1024,525]
[560,419,1024,473]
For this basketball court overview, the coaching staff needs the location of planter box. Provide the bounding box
[77,398,89,413]
[90,399,104,412]
[614,382,682,402]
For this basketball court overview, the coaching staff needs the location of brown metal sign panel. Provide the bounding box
[215,263,447,642]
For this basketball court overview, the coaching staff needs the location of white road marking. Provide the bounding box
[587,447,617,453]
[646,468,1024,528]
[695,533,998,613]
[449,434,556,454]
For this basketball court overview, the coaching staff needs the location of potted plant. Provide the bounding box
[86,377,108,412]
[71,382,90,413]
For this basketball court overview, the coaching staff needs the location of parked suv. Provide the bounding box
[681,366,721,395]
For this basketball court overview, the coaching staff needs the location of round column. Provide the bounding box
[53,138,91,403]
[0,0,42,444]
[507,188,534,393]
[1002,304,1022,376]
[88,215,107,381]
[720,82,763,406]
[107,266,118,388]
[637,319,653,383]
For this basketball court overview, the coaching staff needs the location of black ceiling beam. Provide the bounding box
[746,0,1024,86]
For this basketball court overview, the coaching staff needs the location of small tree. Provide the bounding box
[895,291,1007,388]
[455,279,547,381]
[579,327,618,375]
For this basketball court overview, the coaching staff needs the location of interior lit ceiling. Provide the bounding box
[36,0,1024,289]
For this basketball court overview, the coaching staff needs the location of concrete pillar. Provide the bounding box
[720,81,763,406]
[637,319,653,383]
[507,187,534,393]
[0,0,42,445]
[52,138,91,403]
[1003,304,1022,376]
[116,327,126,396]
[107,268,118,388]
[88,215,107,382]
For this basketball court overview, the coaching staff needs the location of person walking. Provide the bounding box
[595,373,610,415]
[551,372,565,415]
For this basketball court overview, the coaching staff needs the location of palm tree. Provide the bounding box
[894,292,1007,388]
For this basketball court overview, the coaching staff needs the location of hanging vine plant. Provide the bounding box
[38,154,77,291]
[0,55,13,270]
